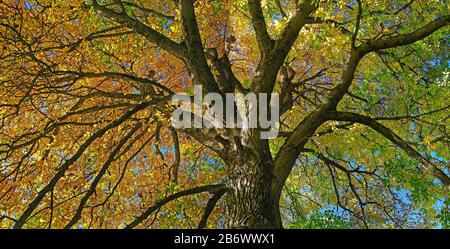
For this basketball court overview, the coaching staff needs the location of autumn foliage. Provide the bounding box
[0,0,449,228]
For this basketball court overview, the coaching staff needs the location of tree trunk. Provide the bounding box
[223,149,282,228]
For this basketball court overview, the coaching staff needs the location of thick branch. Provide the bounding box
[251,0,317,94]
[180,0,221,94]
[328,111,450,186]
[273,15,450,195]
[274,0,317,55]
[247,0,274,53]
[92,0,185,59]
[328,15,449,110]
[197,188,227,229]
[273,106,329,195]
[359,15,450,54]
[125,184,226,229]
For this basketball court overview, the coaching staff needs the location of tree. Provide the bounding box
[0,0,449,229]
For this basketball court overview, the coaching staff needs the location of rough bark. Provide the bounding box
[223,149,282,229]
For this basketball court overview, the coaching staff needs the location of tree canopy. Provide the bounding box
[0,0,449,228]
